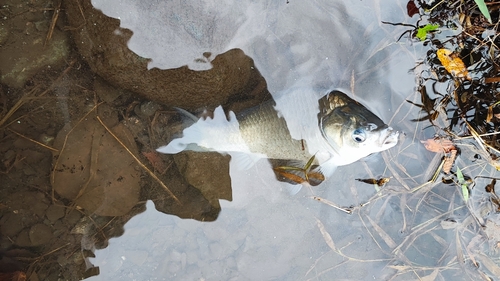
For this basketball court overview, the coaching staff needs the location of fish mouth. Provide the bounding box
[381,127,399,147]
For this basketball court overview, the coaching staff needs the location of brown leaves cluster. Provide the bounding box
[421,138,457,174]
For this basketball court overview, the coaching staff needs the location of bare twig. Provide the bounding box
[7,128,58,152]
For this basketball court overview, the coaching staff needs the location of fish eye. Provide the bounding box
[352,128,366,143]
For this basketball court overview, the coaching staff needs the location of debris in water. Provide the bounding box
[436,49,471,80]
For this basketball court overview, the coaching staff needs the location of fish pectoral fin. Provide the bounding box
[272,155,326,187]
[316,159,338,178]
[283,184,303,196]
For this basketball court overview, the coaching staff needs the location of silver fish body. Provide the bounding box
[157,90,398,176]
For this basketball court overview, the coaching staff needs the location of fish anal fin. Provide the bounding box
[230,152,262,170]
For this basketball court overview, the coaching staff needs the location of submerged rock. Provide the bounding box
[63,0,270,112]
[173,151,232,206]
[51,105,141,217]
[29,224,54,246]
[0,4,69,88]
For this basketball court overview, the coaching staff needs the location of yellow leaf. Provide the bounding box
[436,49,470,79]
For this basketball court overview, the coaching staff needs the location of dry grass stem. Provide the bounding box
[0,60,75,129]
[0,86,40,128]
[311,196,352,214]
[315,217,336,251]
[366,215,397,249]
[45,0,61,45]
[7,128,58,152]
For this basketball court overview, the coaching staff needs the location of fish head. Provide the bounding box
[319,91,399,166]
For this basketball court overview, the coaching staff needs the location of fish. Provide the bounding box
[157,90,399,185]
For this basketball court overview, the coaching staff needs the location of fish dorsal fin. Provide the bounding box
[318,90,350,116]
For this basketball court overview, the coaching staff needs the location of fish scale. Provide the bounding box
[237,101,313,163]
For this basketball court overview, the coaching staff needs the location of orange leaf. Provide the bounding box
[421,138,456,153]
[436,49,470,79]
[443,149,457,174]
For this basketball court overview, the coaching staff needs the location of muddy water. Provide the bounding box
[0,0,499,280]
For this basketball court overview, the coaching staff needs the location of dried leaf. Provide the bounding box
[420,269,439,281]
[356,178,378,185]
[440,219,458,229]
[485,179,496,194]
[356,177,391,186]
[443,149,457,174]
[436,49,471,79]
[487,105,494,122]
[484,219,500,242]
[421,138,456,153]
[456,231,465,264]
[315,217,336,251]
[367,216,397,249]
[406,0,418,18]
[476,253,500,277]
[459,13,465,26]
[485,77,500,83]
[490,158,500,171]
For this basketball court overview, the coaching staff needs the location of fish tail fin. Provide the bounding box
[156,123,205,154]
[157,106,238,154]
[156,108,205,154]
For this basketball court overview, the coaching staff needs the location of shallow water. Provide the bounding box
[1,0,499,280]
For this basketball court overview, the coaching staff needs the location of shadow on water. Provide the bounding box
[1,0,499,280]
